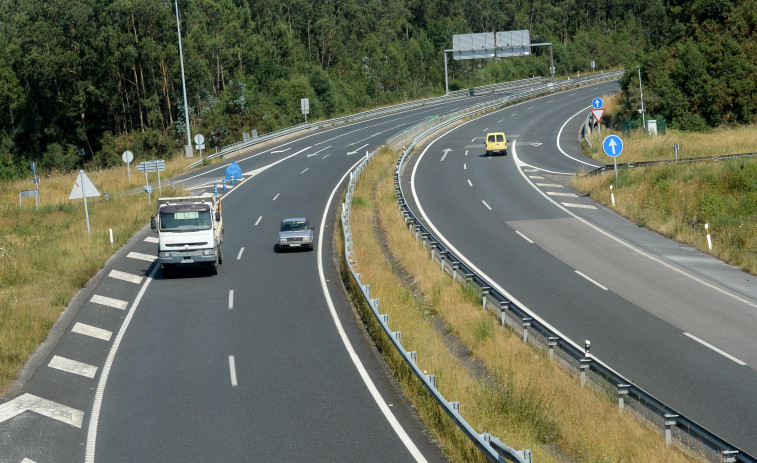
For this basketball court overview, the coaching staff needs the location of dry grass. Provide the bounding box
[574,94,757,275]
[0,156,195,394]
[345,146,697,462]
[585,95,757,164]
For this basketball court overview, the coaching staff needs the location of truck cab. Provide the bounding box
[151,194,223,276]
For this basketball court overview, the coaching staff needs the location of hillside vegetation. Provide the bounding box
[2,0,756,179]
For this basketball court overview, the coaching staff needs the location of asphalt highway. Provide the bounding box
[400,81,757,455]
[0,88,527,463]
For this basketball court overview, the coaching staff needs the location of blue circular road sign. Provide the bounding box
[602,135,624,157]
[144,185,152,194]
[592,97,604,109]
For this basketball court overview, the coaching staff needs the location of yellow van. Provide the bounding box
[485,132,507,156]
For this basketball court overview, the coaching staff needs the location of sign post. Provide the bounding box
[30,162,40,210]
[194,133,205,159]
[602,135,624,181]
[136,160,166,191]
[69,170,101,236]
[122,150,134,183]
[301,98,309,123]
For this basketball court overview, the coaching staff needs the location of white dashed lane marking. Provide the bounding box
[127,251,156,262]
[90,295,128,311]
[108,269,143,284]
[48,355,98,378]
[561,203,597,210]
[536,183,563,188]
[143,236,159,244]
[547,192,578,198]
[72,323,112,341]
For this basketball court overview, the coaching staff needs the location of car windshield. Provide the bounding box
[281,221,309,232]
[160,210,212,232]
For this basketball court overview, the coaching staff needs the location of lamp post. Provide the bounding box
[637,65,646,134]
[175,0,193,157]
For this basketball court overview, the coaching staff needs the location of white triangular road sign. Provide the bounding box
[69,170,101,199]
[591,108,605,123]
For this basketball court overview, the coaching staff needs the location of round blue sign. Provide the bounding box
[602,135,623,158]
[144,185,152,194]
[592,98,604,109]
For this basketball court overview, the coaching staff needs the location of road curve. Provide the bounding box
[401,81,757,454]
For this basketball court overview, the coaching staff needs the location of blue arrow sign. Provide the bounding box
[592,98,604,109]
[144,185,152,194]
[602,135,623,157]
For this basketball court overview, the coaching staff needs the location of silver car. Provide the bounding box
[277,218,315,251]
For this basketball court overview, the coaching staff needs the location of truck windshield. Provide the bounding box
[160,210,212,232]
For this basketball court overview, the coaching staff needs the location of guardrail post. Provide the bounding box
[617,384,630,412]
[548,337,559,360]
[414,224,421,241]
[381,314,389,325]
[522,317,532,344]
[439,250,447,272]
[371,298,380,311]
[499,302,509,327]
[452,262,461,282]
[421,232,430,247]
[427,374,436,388]
[449,401,460,413]
[409,350,417,363]
[481,287,490,309]
[394,331,402,344]
[579,359,591,387]
[430,242,437,260]
[722,450,739,463]
[664,414,678,447]
[364,284,370,298]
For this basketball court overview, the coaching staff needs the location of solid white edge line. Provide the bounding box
[86,264,159,463]
[684,333,747,366]
[318,155,428,463]
[575,270,608,291]
[229,355,239,386]
[511,140,757,309]
[515,231,534,244]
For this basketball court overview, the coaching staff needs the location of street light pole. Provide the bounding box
[637,65,646,134]
[175,0,193,157]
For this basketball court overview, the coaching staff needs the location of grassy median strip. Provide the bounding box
[0,159,191,394]
[342,146,696,462]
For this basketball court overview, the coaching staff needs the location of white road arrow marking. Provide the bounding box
[347,143,369,155]
[307,145,331,157]
[0,393,84,428]
[440,148,452,162]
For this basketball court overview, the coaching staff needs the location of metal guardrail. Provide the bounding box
[389,76,756,463]
[185,76,554,169]
[341,153,530,463]
[337,73,626,463]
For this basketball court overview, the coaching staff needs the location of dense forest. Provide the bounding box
[0,0,755,178]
